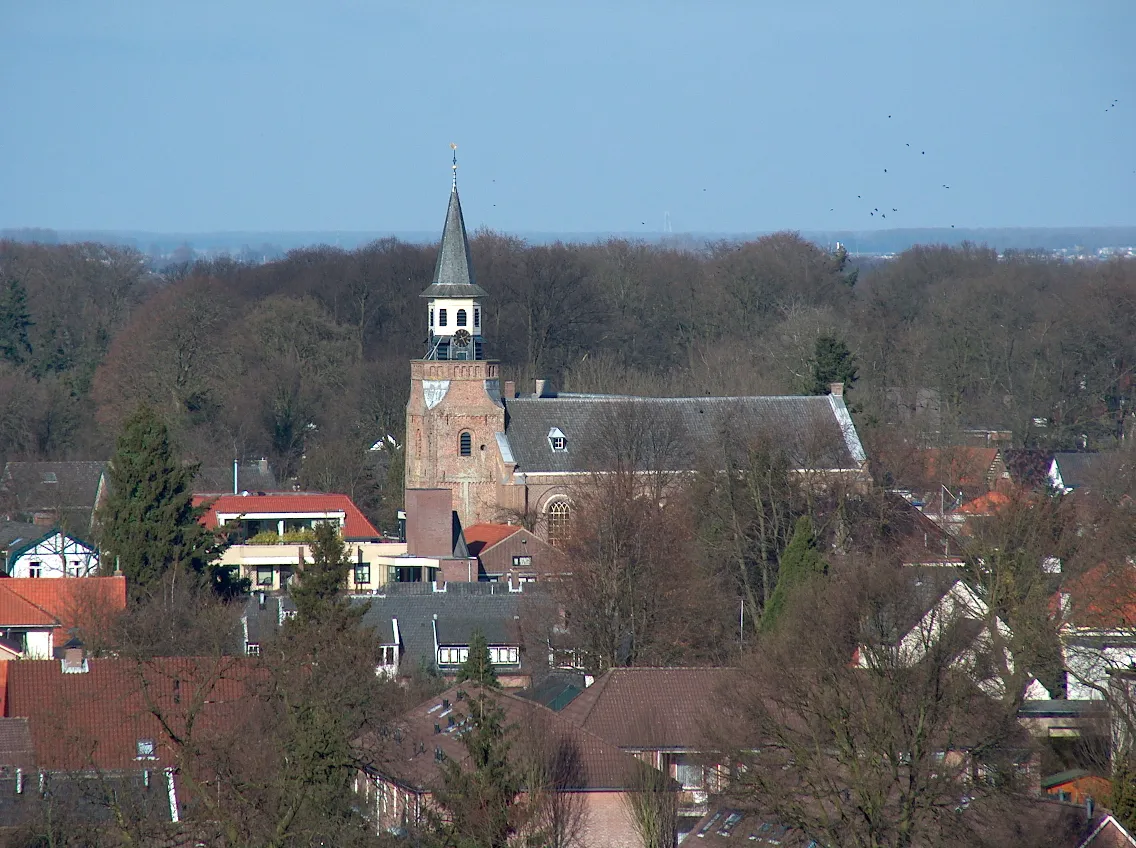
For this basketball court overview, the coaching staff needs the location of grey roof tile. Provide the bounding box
[502,394,864,474]
[420,188,489,300]
[0,461,106,517]
[193,462,279,495]
[355,584,543,670]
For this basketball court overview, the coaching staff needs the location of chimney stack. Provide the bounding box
[829,382,844,398]
[503,380,515,401]
[233,459,239,494]
[535,379,548,398]
[258,457,269,475]
[61,639,87,673]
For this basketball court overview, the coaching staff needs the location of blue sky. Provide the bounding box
[2,1,1134,233]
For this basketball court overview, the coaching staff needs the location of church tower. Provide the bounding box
[404,157,505,527]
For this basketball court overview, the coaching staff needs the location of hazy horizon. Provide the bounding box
[3,1,1135,234]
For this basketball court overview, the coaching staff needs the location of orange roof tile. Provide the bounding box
[955,490,1011,516]
[194,492,380,540]
[462,523,521,556]
[1061,563,1136,630]
[3,576,127,636]
[920,447,1001,489]
[0,585,57,628]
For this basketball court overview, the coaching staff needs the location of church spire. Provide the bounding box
[422,149,488,299]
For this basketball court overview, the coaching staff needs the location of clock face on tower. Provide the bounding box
[453,329,472,347]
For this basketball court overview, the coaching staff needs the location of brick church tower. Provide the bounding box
[404,165,505,527]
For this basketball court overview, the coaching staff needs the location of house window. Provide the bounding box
[674,759,703,790]
[438,647,469,665]
[379,645,397,666]
[136,739,156,760]
[256,567,274,587]
[490,647,519,665]
[547,501,571,548]
[438,309,448,327]
[512,555,532,567]
[354,563,371,586]
[459,432,472,457]
[456,309,468,327]
[246,643,261,657]
[430,308,434,327]
[28,562,42,579]
[548,427,567,452]
[474,306,480,327]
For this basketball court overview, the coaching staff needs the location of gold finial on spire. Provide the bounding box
[450,143,458,189]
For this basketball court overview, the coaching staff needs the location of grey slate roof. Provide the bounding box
[502,394,866,474]
[193,461,279,495]
[0,520,42,553]
[420,187,489,299]
[1052,452,1104,489]
[242,593,296,646]
[355,583,545,670]
[0,461,106,518]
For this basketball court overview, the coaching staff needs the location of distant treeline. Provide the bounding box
[2,231,1136,525]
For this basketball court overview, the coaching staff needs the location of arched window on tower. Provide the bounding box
[439,309,448,327]
[547,500,571,548]
[456,309,468,327]
[429,308,435,327]
[459,431,472,457]
[474,306,481,328]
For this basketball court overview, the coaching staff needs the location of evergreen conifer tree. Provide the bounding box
[457,630,502,690]
[97,406,224,597]
[0,277,33,366]
[1112,758,1136,833]
[290,520,358,625]
[807,334,858,396]
[762,515,828,632]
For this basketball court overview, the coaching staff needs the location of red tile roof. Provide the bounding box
[6,656,254,771]
[1061,563,1136,630]
[3,576,127,636]
[194,493,380,540]
[955,490,1011,516]
[558,667,733,750]
[0,584,57,628]
[462,523,521,556]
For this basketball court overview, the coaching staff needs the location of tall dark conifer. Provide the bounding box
[290,520,359,626]
[98,406,224,597]
[0,277,33,366]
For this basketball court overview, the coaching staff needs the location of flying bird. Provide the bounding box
[905,143,910,147]
[892,208,897,212]
[884,168,888,173]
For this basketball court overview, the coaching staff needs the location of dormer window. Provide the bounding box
[438,309,448,327]
[456,309,468,327]
[548,428,567,452]
[136,739,156,760]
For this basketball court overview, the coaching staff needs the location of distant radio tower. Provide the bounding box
[663,211,673,234]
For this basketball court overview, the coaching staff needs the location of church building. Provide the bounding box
[405,170,871,540]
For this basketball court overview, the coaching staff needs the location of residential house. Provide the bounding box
[1043,769,1111,805]
[4,528,99,578]
[354,582,548,687]
[192,458,279,495]
[356,683,650,847]
[556,667,733,837]
[0,461,108,534]
[853,566,1032,701]
[1057,563,1136,700]
[463,522,568,582]
[240,591,296,656]
[194,492,403,592]
[0,520,41,568]
[1050,452,1109,494]
[0,576,127,662]
[4,650,254,828]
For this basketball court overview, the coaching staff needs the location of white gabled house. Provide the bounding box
[5,529,99,579]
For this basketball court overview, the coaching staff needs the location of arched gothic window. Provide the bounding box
[547,501,571,548]
[456,309,468,327]
[459,431,472,457]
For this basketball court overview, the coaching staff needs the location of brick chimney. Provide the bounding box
[534,379,548,398]
[405,489,454,557]
[61,638,88,674]
[503,380,516,400]
[829,382,844,398]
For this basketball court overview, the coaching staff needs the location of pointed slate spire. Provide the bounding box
[421,185,489,299]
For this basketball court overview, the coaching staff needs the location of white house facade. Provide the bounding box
[5,530,99,579]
